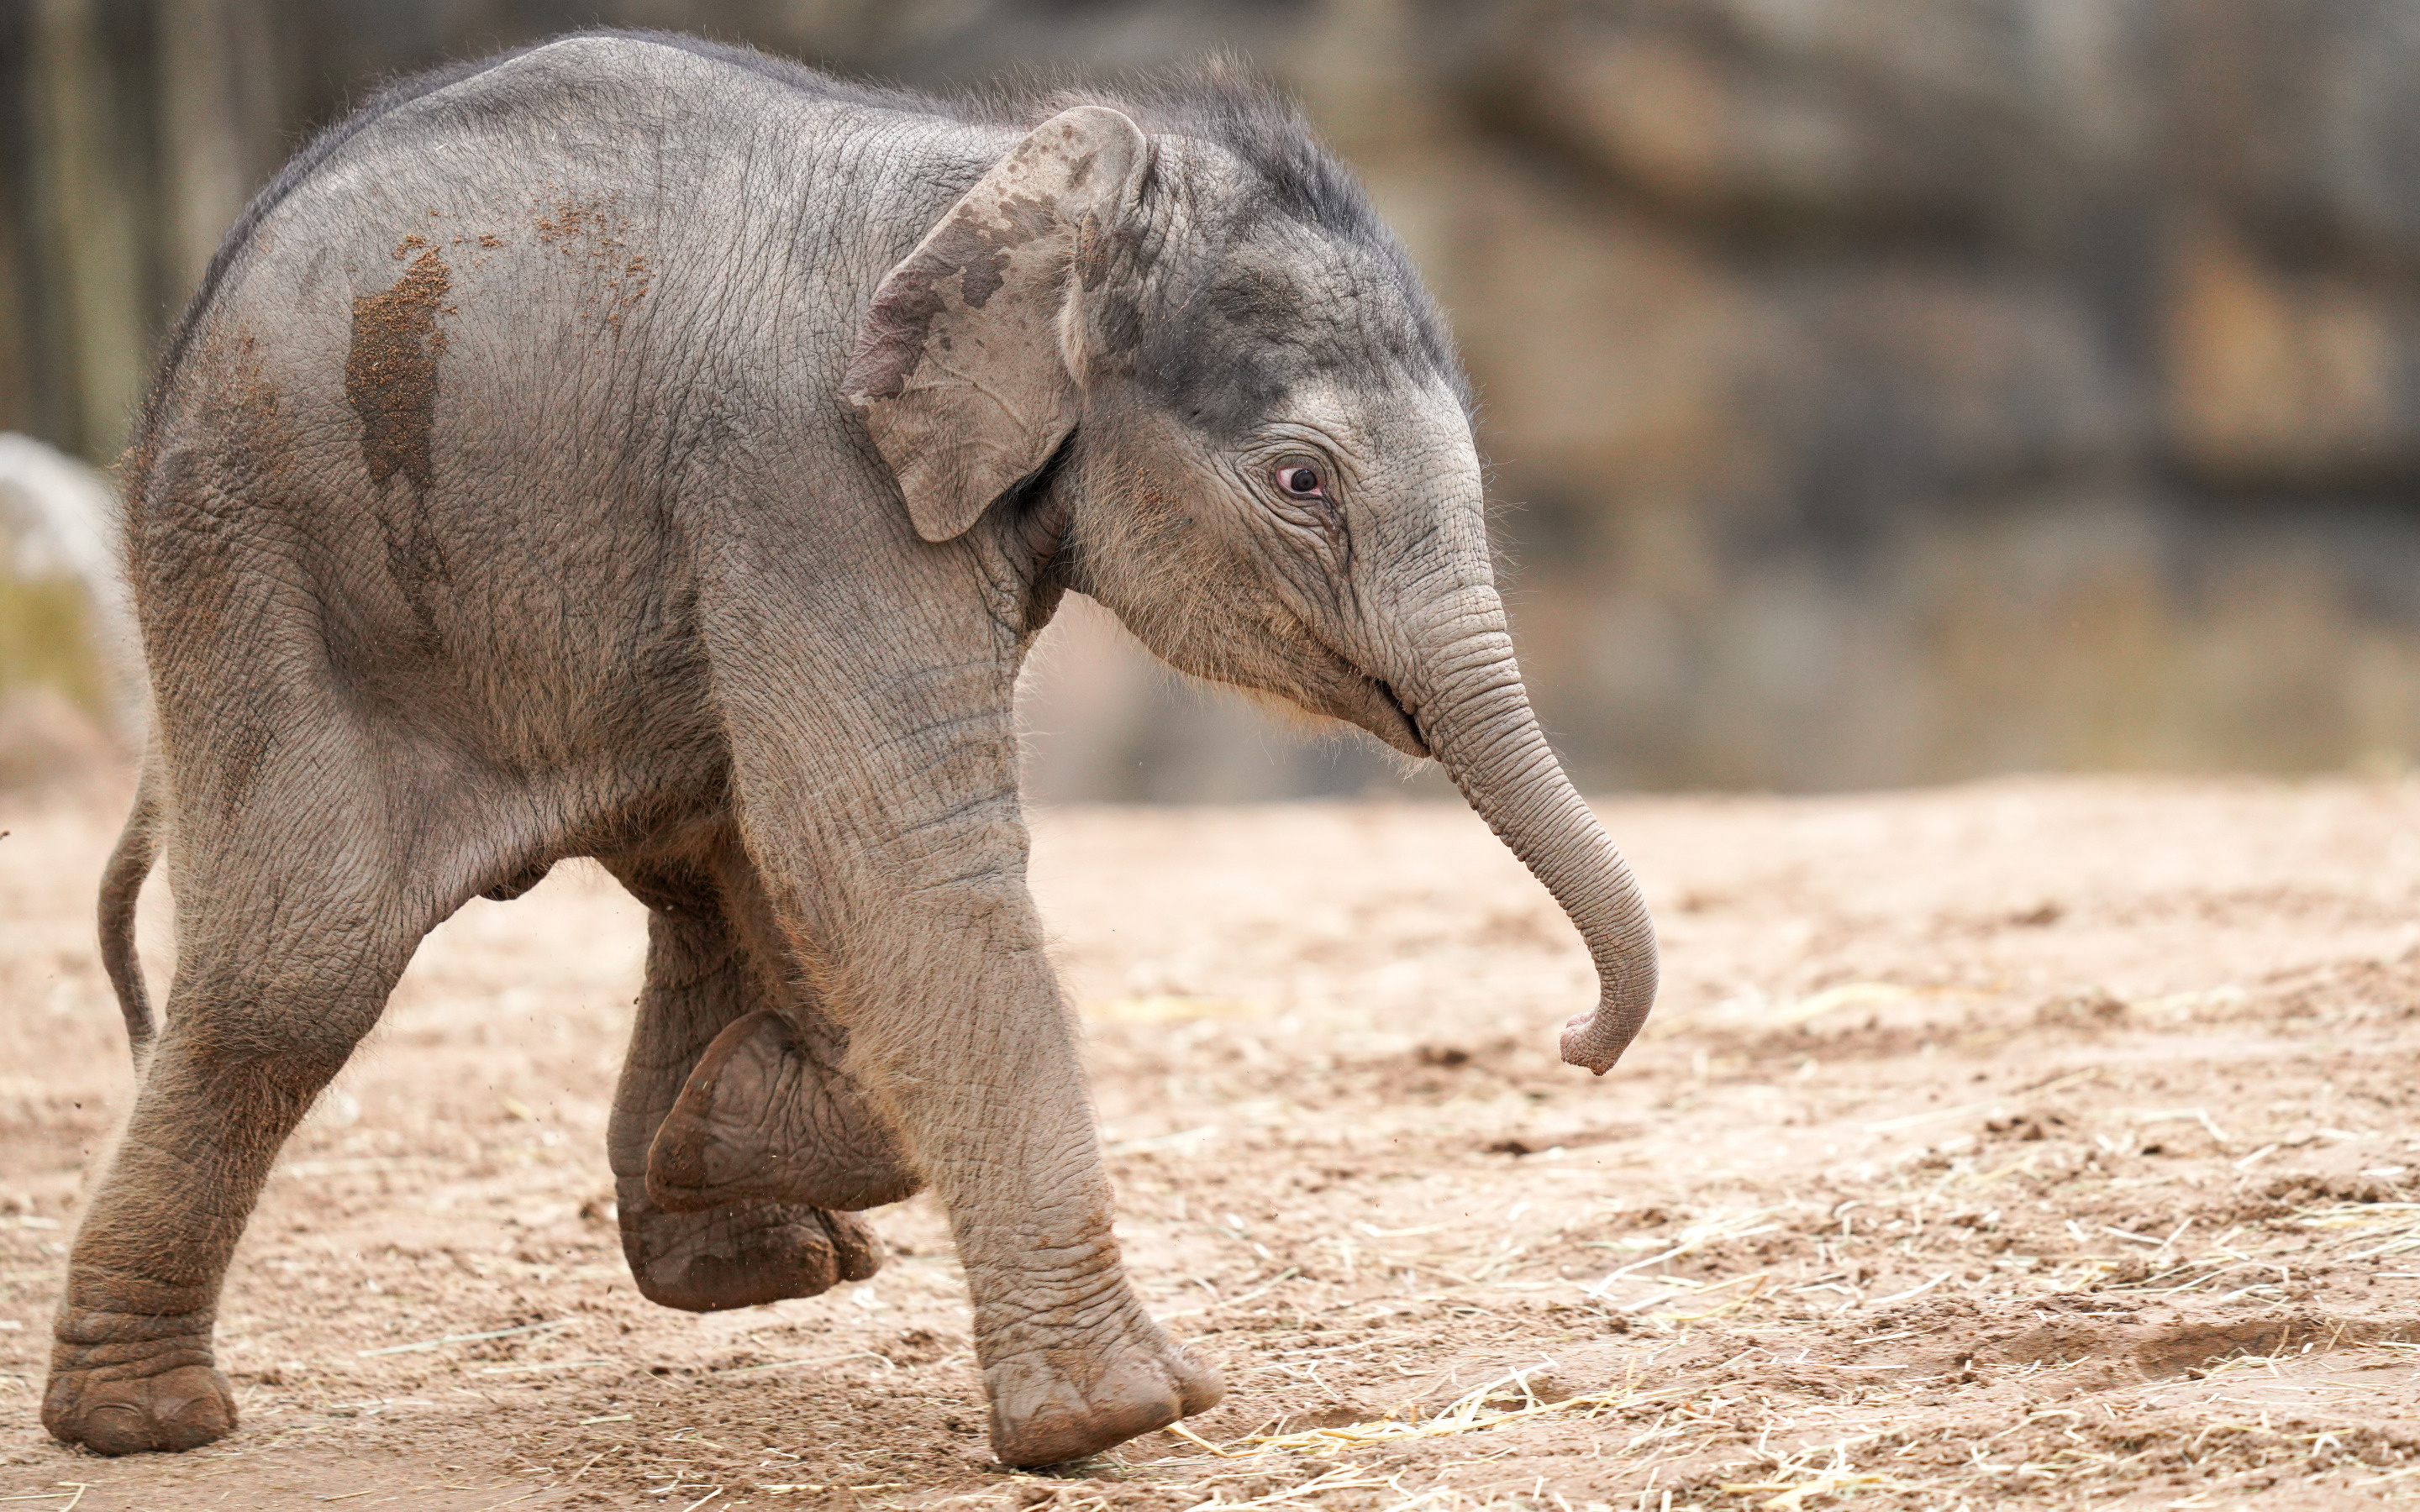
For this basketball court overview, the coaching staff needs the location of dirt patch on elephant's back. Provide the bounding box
[9,774,2420,1508]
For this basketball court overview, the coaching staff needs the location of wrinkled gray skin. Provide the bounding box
[46,32,1657,1467]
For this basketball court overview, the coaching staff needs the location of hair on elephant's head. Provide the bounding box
[843,76,1657,1074]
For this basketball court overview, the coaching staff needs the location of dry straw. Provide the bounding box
[1169,1363,1683,1465]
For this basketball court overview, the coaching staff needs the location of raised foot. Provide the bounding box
[647,1010,920,1214]
[43,1362,237,1456]
[618,1183,882,1312]
[986,1313,1223,1467]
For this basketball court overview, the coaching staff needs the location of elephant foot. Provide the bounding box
[984,1306,1223,1467]
[618,1183,882,1312]
[647,1010,921,1214]
[43,1360,237,1456]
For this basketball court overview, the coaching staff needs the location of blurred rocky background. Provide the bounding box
[8,0,2420,795]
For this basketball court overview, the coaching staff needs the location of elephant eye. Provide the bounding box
[1273,460,1326,498]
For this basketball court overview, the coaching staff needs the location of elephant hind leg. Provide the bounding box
[46,775,437,1454]
[606,852,914,1313]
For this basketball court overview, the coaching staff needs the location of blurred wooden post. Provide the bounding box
[156,0,281,302]
[0,1,46,440]
[27,0,154,462]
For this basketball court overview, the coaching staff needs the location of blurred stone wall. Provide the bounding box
[0,433,136,785]
[11,0,2420,794]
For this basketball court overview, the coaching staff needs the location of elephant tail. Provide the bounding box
[99,763,161,1066]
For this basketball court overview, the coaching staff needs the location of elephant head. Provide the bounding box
[844,92,1658,1073]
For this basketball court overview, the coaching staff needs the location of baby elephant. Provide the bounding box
[48,31,1658,1466]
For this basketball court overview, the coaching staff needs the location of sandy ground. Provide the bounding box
[6,774,2420,1510]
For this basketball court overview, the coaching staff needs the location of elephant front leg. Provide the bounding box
[958,1130,1227,1466]
[700,580,1218,1460]
[813,879,1223,1465]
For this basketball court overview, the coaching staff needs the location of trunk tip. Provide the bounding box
[1560,1006,1644,1074]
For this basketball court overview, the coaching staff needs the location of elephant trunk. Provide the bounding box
[1402,596,1659,1074]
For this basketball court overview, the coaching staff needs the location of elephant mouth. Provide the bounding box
[1289,618,1428,759]
[1370,678,1427,756]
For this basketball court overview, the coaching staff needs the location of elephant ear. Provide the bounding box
[843,106,1149,543]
